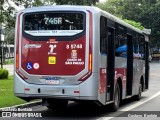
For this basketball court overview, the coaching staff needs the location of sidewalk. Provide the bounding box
[3,64,14,75]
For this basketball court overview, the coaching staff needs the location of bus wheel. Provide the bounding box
[111,83,120,112]
[46,99,68,110]
[134,84,142,101]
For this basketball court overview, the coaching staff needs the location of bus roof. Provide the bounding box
[18,5,149,36]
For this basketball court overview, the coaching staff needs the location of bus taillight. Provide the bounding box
[79,11,92,82]
[88,10,93,72]
[89,54,92,71]
[16,53,19,69]
[15,12,28,80]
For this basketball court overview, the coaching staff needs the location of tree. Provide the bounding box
[4,28,14,44]
[96,0,124,17]
[120,0,160,48]
[96,0,145,30]
[55,0,98,5]
[96,0,160,47]
[0,0,15,44]
[0,0,44,44]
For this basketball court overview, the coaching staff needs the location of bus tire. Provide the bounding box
[134,84,142,101]
[111,83,120,112]
[46,99,68,110]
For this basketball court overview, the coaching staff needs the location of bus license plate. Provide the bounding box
[45,80,60,85]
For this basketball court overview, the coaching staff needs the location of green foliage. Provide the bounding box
[0,69,9,79]
[124,19,144,30]
[14,0,43,8]
[119,0,160,47]
[0,75,27,108]
[96,0,123,18]
[96,0,160,48]
[4,27,14,44]
[3,59,14,65]
[55,0,98,5]
[96,0,144,30]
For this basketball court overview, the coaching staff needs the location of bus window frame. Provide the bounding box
[139,35,145,59]
[100,16,108,55]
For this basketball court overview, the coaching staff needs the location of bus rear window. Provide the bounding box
[23,12,85,36]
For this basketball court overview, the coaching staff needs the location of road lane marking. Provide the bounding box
[150,74,160,76]
[120,90,160,111]
[98,90,160,120]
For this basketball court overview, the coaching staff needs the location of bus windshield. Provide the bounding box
[23,12,85,36]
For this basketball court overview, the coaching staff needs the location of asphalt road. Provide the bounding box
[1,61,160,120]
[108,61,160,120]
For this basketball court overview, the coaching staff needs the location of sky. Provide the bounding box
[99,0,107,2]
[4,0,24,11]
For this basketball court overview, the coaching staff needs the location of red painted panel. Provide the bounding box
[115,68,127,89]
[21,36,86,75]
[99,68,106,94]
[99,68,127,94]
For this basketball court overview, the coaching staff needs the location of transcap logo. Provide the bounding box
[48,44,57,55]
[24,44,41,49]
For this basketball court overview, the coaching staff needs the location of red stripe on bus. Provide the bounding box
[78,10,93,81]
[99,68,127,94]
[16,12,23,69]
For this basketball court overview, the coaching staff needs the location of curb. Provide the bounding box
[0,100,42,111]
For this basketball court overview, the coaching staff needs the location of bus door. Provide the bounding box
[132,34,142,95]
[100,16,107,103]
[127,33,133,95]
[100,17,115,102]
[107,26,115,101]
[145,41,149,89]
[132,34,139,95]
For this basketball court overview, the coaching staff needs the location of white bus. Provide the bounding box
[14,5,150,111]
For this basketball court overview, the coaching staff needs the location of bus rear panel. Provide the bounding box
[14,7,96,102]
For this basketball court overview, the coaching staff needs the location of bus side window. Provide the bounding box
[139,35,145,59]
[100,16,107,54]
[133,34,141,59]
[115,24,127,57]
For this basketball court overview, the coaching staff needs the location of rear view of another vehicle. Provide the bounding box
[152,51,160,60]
